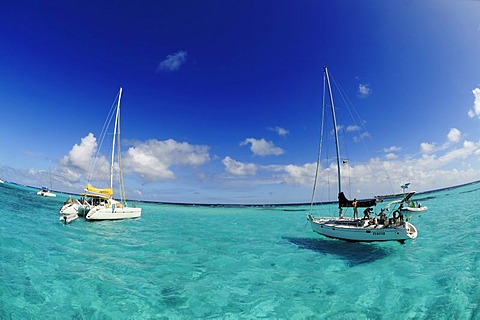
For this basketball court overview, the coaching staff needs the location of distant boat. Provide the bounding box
[307,67,417,243]
[59,88,141,222]
[0,178,4,184]
[385,189,428,220]
[37,186,56,197]
[37,165,56,197]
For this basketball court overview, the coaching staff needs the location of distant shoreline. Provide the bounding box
[3,179,479,208]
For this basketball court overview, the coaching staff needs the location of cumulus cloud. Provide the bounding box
[157,51,188,72]
[59,133,97,172]
[268,126,289,136]
[240,138,284,156]
[58,133,110,182]
[222,156,257,176]
[268,137,480,197]
[467,88,480,119]
[383,146,401,153]
[281,162,317,185]
[123,139,210,182]
[420,142,435,154]
[358,84,371,97]
[447,128,461,143]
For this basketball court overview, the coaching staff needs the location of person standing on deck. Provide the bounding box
[353,198,358,219]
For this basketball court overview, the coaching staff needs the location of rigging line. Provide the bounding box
[87,90,120,184]
[330,73,396,196]
[329,73,355,197]
[310,70,327,210]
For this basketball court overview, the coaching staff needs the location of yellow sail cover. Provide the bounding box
[84,184,113,197]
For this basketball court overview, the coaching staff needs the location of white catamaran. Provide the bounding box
[59,87,141,222]
[307,67,418,243]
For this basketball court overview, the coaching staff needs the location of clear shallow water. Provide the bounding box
[0,182,479,319]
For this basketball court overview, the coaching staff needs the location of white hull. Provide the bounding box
[308,216,417,242]
[59,213,78,224]
[59,201,79,215]
[37,190,56,197]
[86,205,141,220]
[401,206,428,219]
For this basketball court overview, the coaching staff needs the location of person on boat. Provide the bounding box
[378,208,387,225]
[353,198,358,219]
[392,210,399,225]
[363,207,373,219]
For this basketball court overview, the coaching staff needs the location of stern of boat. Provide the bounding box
[404,221,418,239]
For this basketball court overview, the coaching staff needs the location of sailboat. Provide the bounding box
[59,87,141,222]
[37,166,56,197]
[307,67,418,243]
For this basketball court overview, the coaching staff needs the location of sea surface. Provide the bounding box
[0,182,479,319]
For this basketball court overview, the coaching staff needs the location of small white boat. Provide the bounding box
[59,212,79,224]
[307,67,418,243]
[59,196,80,215]
[37,186,56,197]
[38,166,56,197]
[385,190,428,220]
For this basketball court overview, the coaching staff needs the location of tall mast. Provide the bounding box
[110,87,122,191]
[324,66,342,196]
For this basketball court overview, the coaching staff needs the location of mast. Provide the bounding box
[110,87,122,191]
[324,67,342,197]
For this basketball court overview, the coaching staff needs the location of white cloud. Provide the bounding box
[447,128,461,143]
[59,133,97,172]
[385,153,398,160]
[268,137,480,197]
[467,88,480,119]
[157,51,188,72]
[58,133,110,182]
[352,131,371,143]
[240,138,284,156]
[358,84,371,97]
[222,156,257,176]
[123,139,210,182]
[282,162,317,185]
[346,125,360,132]
[420,142,435,154]
[383,146,401,153]
[268,126,289,136]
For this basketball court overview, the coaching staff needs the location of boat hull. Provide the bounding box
[37,190,56,197]
[401,206,428,219]
[59,213,78,224]
[308,216,417,242]
[59,201,79,215]
[86,206,141,220]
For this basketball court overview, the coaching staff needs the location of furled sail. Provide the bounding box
[338,192,376,208]
[84,184,113,197]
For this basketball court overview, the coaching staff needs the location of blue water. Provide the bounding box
[0,182,479,319]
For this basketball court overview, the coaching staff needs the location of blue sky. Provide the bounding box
[1,1,480,204]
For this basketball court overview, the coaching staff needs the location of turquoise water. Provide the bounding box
[0,182,479,319]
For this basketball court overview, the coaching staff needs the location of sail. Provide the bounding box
[84,184,113,197]
[338,192,376,208]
